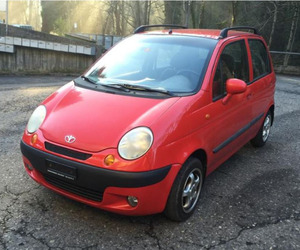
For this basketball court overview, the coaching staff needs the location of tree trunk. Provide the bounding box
[135,1,141,27]
[198,1,205,28]
[147,1,152,25]
[184,1,191,27]
[268,1,278,49]
[164,1,183,25]
[231,1,237,27]
[144,1,149,25]
[283,2,299,67]
[121,0,126,36]
[190,1,198,28]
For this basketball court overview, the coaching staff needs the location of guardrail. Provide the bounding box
[270,51,300,75]
[270,51,300,56]
[66,33,123,50]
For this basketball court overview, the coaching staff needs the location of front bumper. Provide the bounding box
[21,140,180,215]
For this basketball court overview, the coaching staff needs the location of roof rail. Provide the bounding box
[134,24,187,34]
[219,26,259,39]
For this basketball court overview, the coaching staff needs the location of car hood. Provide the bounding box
[41,83,179,152]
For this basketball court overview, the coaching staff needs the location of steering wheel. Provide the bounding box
[177,69,200,77]
[176,69,200,82]
[160,67,177,80]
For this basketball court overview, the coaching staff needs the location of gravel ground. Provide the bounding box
[0,75,299,250]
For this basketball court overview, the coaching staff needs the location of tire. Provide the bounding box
[164,157,204,222]
[251,111,272,147]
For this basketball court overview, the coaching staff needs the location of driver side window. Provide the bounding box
[213,40,249,101]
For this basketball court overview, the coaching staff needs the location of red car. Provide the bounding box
[21,25,275,221]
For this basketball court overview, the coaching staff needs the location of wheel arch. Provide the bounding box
[189,149,207,176]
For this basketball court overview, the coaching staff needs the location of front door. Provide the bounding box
[205,38,253,171]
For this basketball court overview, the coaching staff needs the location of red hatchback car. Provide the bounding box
[21,25,275,221]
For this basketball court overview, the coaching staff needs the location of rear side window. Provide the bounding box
[213,40,249,100]
[249,39,271,80]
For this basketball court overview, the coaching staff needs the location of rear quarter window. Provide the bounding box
[249,39,271,80]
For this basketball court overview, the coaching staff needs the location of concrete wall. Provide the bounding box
[0,46,94,75]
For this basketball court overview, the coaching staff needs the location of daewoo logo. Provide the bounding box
[65,135,76,144]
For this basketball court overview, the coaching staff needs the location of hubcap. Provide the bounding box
[182,168,202,213]
[262,114,271,142]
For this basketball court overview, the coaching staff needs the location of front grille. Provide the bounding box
[43,174,103,202]
[45,142,92,160]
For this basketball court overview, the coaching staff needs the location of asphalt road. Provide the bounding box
[0,75,299,250]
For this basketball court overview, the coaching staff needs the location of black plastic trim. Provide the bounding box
[247,72,271,85]
[219,26,259,39]
[43,173,103,202]
[21,140,171,195]
[134,24,187,34]
[45,142,92,160]
[213,113,264,153]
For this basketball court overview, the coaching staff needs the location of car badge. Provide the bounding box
[65,135,76,144]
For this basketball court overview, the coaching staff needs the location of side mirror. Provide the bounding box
[222,78,247,105]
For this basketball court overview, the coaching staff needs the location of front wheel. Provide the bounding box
[164,157,204,221]
[251,111,272,147]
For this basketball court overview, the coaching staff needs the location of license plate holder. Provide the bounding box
[45,160,77,181]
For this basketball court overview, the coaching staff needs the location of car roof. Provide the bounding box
[139,28,260,40]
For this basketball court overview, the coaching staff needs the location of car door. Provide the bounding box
[246,39,275,121]
[204,38,253,171]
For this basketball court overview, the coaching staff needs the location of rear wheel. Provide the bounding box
[251,111,272,147]
[164,157,204,221]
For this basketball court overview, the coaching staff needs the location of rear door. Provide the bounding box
[246,38,275,121]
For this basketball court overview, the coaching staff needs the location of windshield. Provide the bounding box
[85,35,217,95]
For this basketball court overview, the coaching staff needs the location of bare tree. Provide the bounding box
[143,1,152,25]
[268,1,278,49]
[283,2,299,67]
[198,1,205,28]
[113,1,122,35]
[231,1,238,27]
[164,1,184,25]
[190,1,205,28]
[184,1,191,27]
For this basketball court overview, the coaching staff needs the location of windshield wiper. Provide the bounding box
[81,77,174,96]
[81,77,130,93]
[81,75,97,84]
[99,83,130,92]
[108,83,175,96]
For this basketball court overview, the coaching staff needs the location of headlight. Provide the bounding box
[118,127,153,160]
[27,105,46,133]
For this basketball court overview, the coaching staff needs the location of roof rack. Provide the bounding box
[219,26,259,39]
[134,24,187,34]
